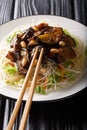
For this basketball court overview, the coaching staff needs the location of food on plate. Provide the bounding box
[0,23,85,94]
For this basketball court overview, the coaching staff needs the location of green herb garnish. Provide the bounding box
[35,86,46,94]
[64,71,75,81]
[2,65,17,75]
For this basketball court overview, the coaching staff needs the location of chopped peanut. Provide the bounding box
[50,48,59,53]
[20,41,26,48]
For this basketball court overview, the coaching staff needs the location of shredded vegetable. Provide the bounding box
[2,65,17,75]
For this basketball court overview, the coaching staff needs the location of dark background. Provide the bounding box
[0,0,87,130]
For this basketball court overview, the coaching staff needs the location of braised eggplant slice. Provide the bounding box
[38,27,64,44]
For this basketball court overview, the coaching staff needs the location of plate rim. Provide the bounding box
[0,86,87,102]
[0,15,86,28]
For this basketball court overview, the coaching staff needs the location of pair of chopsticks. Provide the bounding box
[6,47,44,130]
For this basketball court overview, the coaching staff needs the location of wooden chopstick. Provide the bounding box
[19,48,44,130]
[6,47,39,130]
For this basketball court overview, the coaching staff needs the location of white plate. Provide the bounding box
[0,15,87,101]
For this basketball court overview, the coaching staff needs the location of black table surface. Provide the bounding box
[0,0,87,130]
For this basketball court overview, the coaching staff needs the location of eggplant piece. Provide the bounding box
[38,33,55,44]
[6,51,17,62]
[13,35,21,52]
[38,27,64,44]
[6,35,22,62]
[38,33,61,44]
[49,47,76,63]
[62,34,75,47]
[22,27,34,41]
[56,47,76,62]
[14,42,21,52]
[44,26,54,33]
